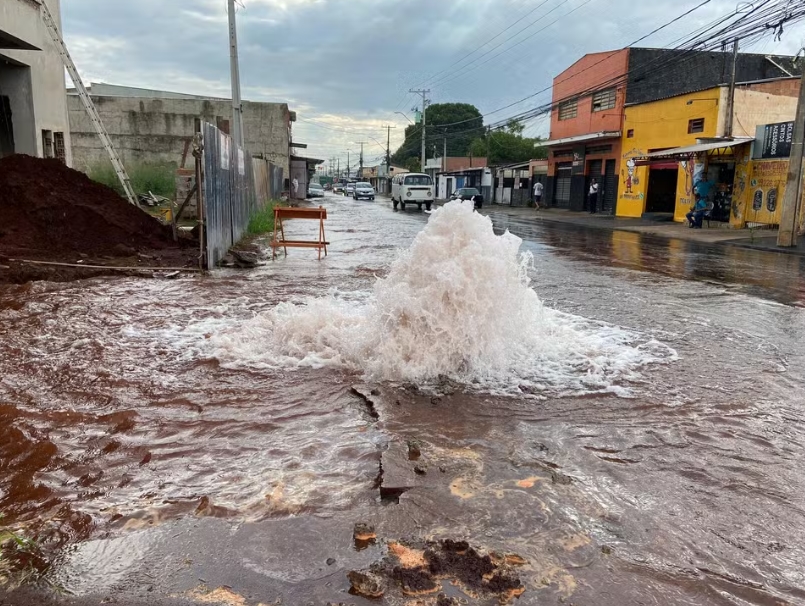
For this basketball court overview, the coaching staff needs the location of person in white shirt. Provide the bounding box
[588,179,599,214]
[533,180,544,210]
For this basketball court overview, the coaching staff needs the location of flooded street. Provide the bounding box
[2,194,805,605]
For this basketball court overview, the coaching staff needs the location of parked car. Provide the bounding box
[354,182,375,200]
[308,183,325,198]
[345,182,357,196]
[333,183,345,194]
[451,187,484,209]
[391,173,434,211]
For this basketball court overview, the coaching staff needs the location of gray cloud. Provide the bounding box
[61,0,805,163]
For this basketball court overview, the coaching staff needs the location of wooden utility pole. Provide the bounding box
[724,38,739,139]
[777,64,805,247]
[410,89,429,171]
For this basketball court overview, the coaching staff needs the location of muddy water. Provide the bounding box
[1,195,805,605]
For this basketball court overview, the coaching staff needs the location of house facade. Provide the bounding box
[0,0,72,164]
[543,47,801,215]
[619,77,800,223]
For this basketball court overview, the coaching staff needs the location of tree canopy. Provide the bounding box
[468,120,547,165]
[391,103,484,169]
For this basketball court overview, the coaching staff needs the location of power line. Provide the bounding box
[427,0,577,89]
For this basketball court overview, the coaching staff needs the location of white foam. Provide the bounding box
[209,201,676,397]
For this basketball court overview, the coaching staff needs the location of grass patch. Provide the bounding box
[247,201,279,235]
[88,161,177,199]
[0,516,48,587]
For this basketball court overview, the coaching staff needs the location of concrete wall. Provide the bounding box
[0,0,73,164]
[731,80,800,138]
[68,94,291,174]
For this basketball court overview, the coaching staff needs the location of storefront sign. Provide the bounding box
[571,145,585,175]
[754,121,794,159]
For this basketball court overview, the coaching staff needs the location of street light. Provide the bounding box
[395,111,414,125]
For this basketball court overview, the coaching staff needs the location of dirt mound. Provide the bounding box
[0,155,199,282]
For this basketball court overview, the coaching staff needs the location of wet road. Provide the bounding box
[1,194,804,605]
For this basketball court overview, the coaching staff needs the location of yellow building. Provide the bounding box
[616,78,801,224]
[618,88,724,219]
[730,146,805,229]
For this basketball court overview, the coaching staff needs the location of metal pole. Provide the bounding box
[386,126,392,194]
[777,65,805,247]
[724,38,739,139]
[228,0,244,148]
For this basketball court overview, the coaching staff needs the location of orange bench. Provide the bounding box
[271,206,329,260]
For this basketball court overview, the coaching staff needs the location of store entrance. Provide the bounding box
[707,162,735,222]
[646,168,678,213]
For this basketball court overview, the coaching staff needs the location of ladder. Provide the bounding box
[38,1,137,205]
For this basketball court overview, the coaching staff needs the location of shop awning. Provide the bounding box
[640,138,753,160]
[542,131,621,147]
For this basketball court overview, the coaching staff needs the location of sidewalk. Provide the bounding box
[484,205,805,256]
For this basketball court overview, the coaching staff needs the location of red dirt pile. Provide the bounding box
[0,155,198,282]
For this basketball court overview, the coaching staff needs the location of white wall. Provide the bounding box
[0,0,72,165]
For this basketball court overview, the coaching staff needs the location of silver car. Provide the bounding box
[353,182,375,200]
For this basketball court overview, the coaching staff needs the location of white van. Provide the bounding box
[391,173,434,212]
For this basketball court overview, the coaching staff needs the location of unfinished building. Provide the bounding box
[67,83,294,174]
[0,0,72,164]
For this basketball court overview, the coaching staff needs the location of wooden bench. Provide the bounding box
[271,206,329,260]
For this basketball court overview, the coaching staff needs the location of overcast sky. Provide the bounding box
[61,0,805,166]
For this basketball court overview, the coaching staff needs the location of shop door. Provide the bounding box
[645,168,678,213]
[554,164,572,208]
[585,159,603,211]
[602,159,617,213]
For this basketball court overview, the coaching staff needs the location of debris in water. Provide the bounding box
[347,569,386,598]
[354,522,377,551]
[349,538,525,603]
[209,201,676,397]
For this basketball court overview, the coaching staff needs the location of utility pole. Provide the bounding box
[227,0,244,148]
[356,141,366,179]
[347,151,350,178]
[410,88,430,172]
[443,129,447,171]
[724,38,739,139]
[384,125,395,194]
[337,157,340,179]
[777,59,805,247]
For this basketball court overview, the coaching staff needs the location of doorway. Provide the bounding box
[602,159,617,213]
[554,163,572,208]
[0,96,13,159]
[645,168,678,213]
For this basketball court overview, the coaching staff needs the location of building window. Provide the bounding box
[53,132,66,163]
[627,129,634,138]
[592,88,616,112]
[688,118,705,134]
[42,130,54,158]
[558,100,577,121]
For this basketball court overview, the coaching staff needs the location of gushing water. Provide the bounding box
[211,201,674,396]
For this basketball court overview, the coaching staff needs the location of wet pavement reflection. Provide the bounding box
[1,194,804,605]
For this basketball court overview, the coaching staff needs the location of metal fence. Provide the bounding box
[201,122,283,267]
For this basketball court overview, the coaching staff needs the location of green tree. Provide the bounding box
[391,103,484,166]
[469,129,547,165]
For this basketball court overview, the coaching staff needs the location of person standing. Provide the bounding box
[533,180,544,210]
[588,179,599,214]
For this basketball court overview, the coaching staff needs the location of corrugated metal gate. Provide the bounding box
[201,122,259,268]
[554,163,572,208]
